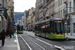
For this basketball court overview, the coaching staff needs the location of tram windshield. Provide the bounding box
[55,21,64,33]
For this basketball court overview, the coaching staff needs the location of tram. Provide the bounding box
[35,18,65,39]
[17,25,23,34]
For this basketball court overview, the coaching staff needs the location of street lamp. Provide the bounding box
[64,1,69,35]
[64,1,74,35]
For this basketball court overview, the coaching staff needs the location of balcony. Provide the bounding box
[64,8,68,15]
[63,0,68,4]
[0,7,7,19]
[39,3,43,9]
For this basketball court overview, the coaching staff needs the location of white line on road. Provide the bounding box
[30,39,45,50]
[54,45,65,50]
[16,34,21,50]
[36,38,53,47]
[20,35,32,50]
[36,38,65,50]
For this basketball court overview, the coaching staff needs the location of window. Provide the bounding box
[47,0,49,3]
[74,0,75,10]
[61,10,62,18]
[69,2,71,11]
[50,21,54,32]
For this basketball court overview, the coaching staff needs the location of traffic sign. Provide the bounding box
[12,22,15,25]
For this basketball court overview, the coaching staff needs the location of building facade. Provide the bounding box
[31,9,36,30]
[0,0,14,32]
[43,0,55,19]
[35,0,55,23]
[63,0,75,37]
[35,0,39,22]
[33,11,36,29]
[28,7,35,31]
[24,10,29,30]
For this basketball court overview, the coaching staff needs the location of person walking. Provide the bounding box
[9,29,12,38]
[1,29,6,46]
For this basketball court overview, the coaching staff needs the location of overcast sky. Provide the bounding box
[14,0,36,12]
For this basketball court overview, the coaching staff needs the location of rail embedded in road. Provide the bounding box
[20,35,32,50]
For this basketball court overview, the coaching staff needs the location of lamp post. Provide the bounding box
[64,1,69,35]
[64,1,72,35]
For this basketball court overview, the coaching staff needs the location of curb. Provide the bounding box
[16,33,21,50]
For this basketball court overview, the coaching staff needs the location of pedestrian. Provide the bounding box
[11,29,14,38]
[1,29,6,46]
[9,29,12,38]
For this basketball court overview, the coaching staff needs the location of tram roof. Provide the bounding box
[35,18,63,25]
[35,19,50,25]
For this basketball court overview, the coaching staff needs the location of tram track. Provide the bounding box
[18,33,60,50]
[20,35,32,50]
[23,33,58,50]
[20,35,45,50]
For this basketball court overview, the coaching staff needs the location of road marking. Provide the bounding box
[54,45,65,50]
[14,40,17,42]
[36,38,65,50]
[20,35,32,50]
[16,33,21,50]
[36,38,53,47]
[30,39,45,50]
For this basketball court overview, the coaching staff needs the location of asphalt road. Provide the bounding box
[18,32,57,50]
[18,31,75,50]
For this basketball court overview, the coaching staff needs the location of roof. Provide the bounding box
[35,19,50,25]
[35,18,63,25]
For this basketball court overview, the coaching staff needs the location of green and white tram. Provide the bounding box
[35,18,65,39]
[17,25,23,34]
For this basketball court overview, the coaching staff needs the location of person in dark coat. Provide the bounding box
[9,29,12,38]
[1,29,6,46]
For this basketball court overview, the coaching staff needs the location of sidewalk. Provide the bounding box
[65,35,75,39]
[0,33,20,50]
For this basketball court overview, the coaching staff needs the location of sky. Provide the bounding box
[14,0,36,12]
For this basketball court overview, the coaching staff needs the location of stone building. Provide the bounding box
[35,0,39,22]
[63,0,75,38]
[43,0,55,19]
[31,10,36,30]
[28,7,35,31]
[0,0,14,32]
[24,10,29,30]
[35,0,55,23]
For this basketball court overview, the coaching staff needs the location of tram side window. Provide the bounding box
[50,21,54,32]
[35,25,39,31]
[39,25,41,32]
[40,25,43,32]
[47,25,50,33]
[45,23,50,33]
[42,25,45,33]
